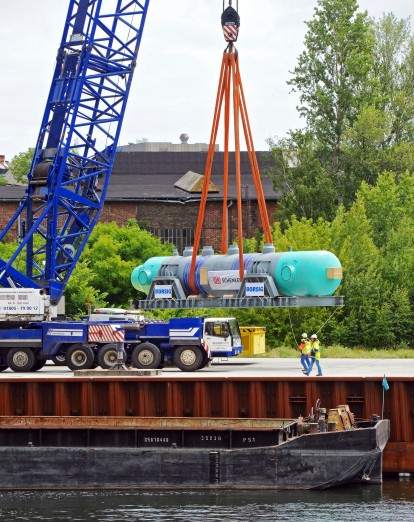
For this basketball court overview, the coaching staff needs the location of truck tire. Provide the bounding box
[7,348,36,372]
[131,343,161,369]
[199,353,211,370]
[67,345,95,371]
[173,346,204,372]
[32,359,46,372]
[97,344,119,369]
[52,354,67,366]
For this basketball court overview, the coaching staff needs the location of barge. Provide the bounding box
[0,405,389,490]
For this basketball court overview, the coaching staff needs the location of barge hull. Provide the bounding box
[0,420,389,490]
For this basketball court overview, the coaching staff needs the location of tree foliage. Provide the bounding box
[289,0,374,164]
[268,1,414,221]
[241,173,414,347]
[373,14,414,144]
[8,148,34,183]
[79,221,172,310]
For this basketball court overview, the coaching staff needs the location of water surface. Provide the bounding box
[0,480,412,521]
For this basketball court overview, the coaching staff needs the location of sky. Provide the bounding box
[0,0,412,159]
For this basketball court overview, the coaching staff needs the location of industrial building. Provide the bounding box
[0,141,279,252]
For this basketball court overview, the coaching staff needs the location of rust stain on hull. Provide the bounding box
[0,415,296,431]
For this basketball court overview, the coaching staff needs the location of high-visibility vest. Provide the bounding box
[311,340,321,359]
[302,340,312,355]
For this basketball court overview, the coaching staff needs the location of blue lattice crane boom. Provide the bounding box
[0,0,150,304]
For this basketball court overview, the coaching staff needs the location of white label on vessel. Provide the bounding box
[245,282,265,297]
[154,285,173,299]
[208,270,245,291]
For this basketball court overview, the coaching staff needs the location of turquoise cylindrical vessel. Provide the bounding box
[131,250,343,297]
[131,257,165,294]
[274,251,342,297]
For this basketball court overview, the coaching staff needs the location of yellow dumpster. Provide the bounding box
[240,327,266,356]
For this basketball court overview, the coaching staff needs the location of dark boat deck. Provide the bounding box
[0,416,298,450]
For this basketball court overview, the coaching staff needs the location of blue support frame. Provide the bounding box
[0,0,150,303]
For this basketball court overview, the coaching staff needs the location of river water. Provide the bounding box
[0,480,412,521]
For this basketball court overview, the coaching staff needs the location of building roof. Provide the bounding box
[0,184,26,201]
[118,141,219,153]
[109,151,279,202]
[0,151,279,203]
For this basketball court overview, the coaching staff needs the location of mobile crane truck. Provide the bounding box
[0,0,244,373]
[0,293,242,372]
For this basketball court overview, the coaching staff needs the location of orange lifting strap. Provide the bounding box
[189,45,273,294]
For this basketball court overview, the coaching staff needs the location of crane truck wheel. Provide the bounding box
[199,353,211,370]
[131,343,161,369]
[52,354,67,366]
[67,345,95,371]
[97,344,119,369]
[173,346,204,372]
[7,348,37,372]
[32,359,46,372]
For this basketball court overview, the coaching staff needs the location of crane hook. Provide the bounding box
[223,1,238,13]
[222,0,240,43]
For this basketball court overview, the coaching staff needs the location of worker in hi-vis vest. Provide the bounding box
[298,333,311,374]
[307,334,323,376]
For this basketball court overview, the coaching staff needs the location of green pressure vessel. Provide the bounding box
[131,257,165,295]
[275,251,342,297]
[131,250,343,297]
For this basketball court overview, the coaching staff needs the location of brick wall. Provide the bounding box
[100,201,138,225]
[0,199,278,251]
[0,203,19,237]
[0,201,140,240]
[136,200,277,250]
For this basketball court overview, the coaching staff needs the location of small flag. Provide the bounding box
[382,375,390,391]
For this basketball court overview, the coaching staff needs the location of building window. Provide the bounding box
[148,227,194,253]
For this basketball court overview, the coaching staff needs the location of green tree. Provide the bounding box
[357,173,414,315]
[8,148,34,183]
[373,14,414,144]
[83,221,172,306]
[269,7,414,222]
[243,171,414,348]
[289,0,374,170]
[342,106,391,190]
[269,133,337,221]
[330,200,385,345]
[268,0,376,220]
[65,260,108,318]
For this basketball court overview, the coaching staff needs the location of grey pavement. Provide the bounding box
[0,358,413,379]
